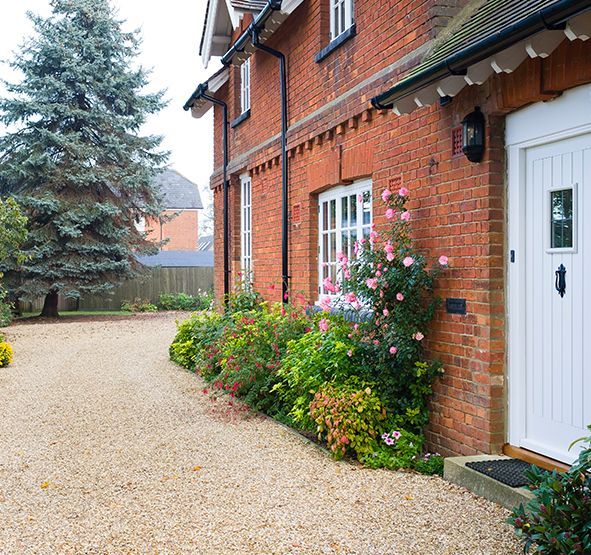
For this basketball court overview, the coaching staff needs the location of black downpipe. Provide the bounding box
[251,29,290,303]
[201,91,231,304]
[371,0,591,109]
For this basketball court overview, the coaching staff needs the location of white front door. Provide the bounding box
[520,133,591,463]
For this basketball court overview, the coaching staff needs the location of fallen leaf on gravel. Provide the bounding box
[40,482,50,489]
[192,466,202,472]
[404,495,413,500]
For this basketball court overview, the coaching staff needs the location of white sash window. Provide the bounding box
[330,0,354,41]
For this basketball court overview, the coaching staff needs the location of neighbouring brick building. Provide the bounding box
[184,0,591,465]
[140,168,203,251]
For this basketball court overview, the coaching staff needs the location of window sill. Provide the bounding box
[231,109,250,128]
[315,24,357,63]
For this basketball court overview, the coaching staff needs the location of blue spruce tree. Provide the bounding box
[0,0,168,316]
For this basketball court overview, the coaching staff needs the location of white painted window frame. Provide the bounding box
[330,0,354,41]
[240,58,251,115]
[240,173,253,282]
[318,179,372,299]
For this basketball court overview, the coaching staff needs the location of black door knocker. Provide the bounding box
[555,264,567,298]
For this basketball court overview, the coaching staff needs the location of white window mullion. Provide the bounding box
[240,174,252,283]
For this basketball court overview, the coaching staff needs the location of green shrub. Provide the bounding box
[274,317,358,430]
[0,341,13,367]
[413,453,444,476]
[225,284,263,314]
[509,425,591,554]
[158,291,213,311]
[169,311,225,371]
[309,379,387,460]
[216,304,309,413]
[121,298,158,312]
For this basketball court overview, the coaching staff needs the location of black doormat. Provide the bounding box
[465,459,539,488]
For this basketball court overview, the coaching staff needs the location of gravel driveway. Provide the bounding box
[0,314,521,554]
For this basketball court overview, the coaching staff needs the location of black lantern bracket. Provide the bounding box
[462,106,485,163]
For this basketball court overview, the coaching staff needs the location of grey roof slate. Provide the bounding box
[136,250,214,268]
[154,169,203,210]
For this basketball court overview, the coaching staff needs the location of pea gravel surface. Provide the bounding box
[0,314,521,555]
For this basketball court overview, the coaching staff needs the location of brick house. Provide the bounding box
[138,168,203,251]
[184,0,591,465]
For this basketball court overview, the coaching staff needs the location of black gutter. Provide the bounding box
[251,27,290,303]
[220,0,282,66]
[183,84,231,303]
[371,0,591,109]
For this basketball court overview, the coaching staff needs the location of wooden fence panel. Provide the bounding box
[21,266,214,312]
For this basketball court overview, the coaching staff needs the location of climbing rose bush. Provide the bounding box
[331,187,447,430]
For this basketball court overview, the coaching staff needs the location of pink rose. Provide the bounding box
[385,208,395,220]
[373,339,380,346]
[439,255,449,266]
[322,276,337,294]
[319,296,332,312]
[366,278,378,290]
[344,292,357,304]
[318,318,329,332]
[353,241,360,255]
[384,241,394,254]
[386,252,395,262]
[381,189,392,202]
[389,346,398,355]
[347,350,353,357]
[399,187,409,197]
[413,332,424,341]
[382,308,389,317]
[396,292,404,301]
[375,270,382,277]
[403,256,414,267]
[401,211,411,221]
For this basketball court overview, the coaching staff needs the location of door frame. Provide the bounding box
[506,84,591,452]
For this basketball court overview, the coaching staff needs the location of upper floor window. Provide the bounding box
[330,0,354,41]
[240,58,251,115]
[318,180,371,297]
[240,173,253,281]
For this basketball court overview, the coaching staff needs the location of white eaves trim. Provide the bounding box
[391,10,591,117]
[190,68,230,119]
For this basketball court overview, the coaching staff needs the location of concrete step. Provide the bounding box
[444,455,534,510]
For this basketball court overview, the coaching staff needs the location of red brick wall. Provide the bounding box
[206,2,591,456]
[146,210,199,251]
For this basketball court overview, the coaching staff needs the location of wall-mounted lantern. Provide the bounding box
[462,107,485,163]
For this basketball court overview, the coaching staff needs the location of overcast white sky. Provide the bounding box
[0,0,219,212]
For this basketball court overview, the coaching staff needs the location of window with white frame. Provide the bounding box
[240,58,251,114]
[318,180,371,296]
[240,173,253,280]
[330,0,354,41]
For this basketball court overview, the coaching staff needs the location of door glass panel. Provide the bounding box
[550,188,573,249]
[322,202,328,231]
[341,196,348,227]
[330,200,336,229]
[350,195,357,227]
[362,190,372,225]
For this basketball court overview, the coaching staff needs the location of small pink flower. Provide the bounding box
[384,241,394,254]
[369,230,379,244]
[399,187,409,197]
[384,437,395,446]
[347,350,353,357]
[353,241,360,255]
[343,269,351,280]
[382,308,389,317]
[357,194,363,202]
[353,323,359,331]
[344,292,357,304]
[385,208,395,220]
[366,278,378,290]
[386,252,395,262]
[413,332,424,341]
[319,296,332,312]
[352,301,362,310]
[318,318,329,332]
[396,292,404,301]
[401,211,411,221]
[373,339,380,346]
[439,255,449,266]
[403,256,414,267]
[389,346,397,355]
[381,189,392,202]
[323,276,337,294]
[375,270,382,277]
[392,431,401,439]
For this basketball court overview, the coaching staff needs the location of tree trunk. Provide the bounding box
[41,290,59,318]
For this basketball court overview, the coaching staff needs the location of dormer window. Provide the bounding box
[240,58,251,115]
[330,0,354,41]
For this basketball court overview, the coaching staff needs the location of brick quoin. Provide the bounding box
[203,0,591,457]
